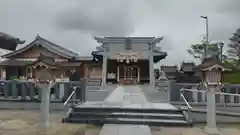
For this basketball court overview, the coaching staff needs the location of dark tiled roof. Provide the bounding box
[177,73,201,83]
[0,59,33,66]
[180,62,196,72]
[75,56,93,61]
[2,35,79,59]
[56,62,82,67]
[34,54,55,66]
[197,55,229,71]
[32,54,82,68]
[161,65,179,72]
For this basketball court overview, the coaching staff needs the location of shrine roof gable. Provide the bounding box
[2,35,79,59]
[197,55,231,71]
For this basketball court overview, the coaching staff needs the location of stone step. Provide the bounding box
[65,117,189,127]
[69,112,185,120]
[86,86,101,90]
[73,107,182,114]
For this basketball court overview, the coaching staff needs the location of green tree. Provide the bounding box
[227,28,240,67]
[187,42,221,61]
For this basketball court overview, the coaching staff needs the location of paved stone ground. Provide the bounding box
[140,85,169,102]
[87,85,169,103]
[151,126,240,135]
[86,85,117,101]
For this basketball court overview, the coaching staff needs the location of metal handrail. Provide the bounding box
[179,91,193,124]
[180,88,206,93]
[64,87,76,106]
[180,93,192,109]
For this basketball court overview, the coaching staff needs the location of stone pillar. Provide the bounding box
[192,85,198,102]
[149,52,155,86]
[1,68,6,80]
[201,92,206,102]
[204,86,219,134]
[101,54,108,87]
[117,66,119,82]
[137,67,140,83]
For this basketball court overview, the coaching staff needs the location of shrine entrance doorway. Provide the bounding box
[118,64,139,85]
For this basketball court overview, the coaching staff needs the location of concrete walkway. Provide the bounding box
[99,85,152,135]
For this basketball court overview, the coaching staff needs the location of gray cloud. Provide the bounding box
[0,0,240,65]
[55,0,135,36]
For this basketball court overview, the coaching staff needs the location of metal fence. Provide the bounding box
[0,80,86,102]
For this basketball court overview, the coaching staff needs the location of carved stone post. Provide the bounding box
[204,83,219,135]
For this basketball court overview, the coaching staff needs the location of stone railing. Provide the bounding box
[0,80,86,102]
[155,79,169,91]
[170,82,240,105]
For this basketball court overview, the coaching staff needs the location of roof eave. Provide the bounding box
[1,38,38,58]
[2,35,79,59]
[153,52,167,63]
[201,64,231,71]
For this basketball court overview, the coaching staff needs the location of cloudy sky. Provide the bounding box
[0,0,239,65]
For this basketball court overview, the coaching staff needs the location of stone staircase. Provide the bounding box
[86,78,101,90]
[62,105,192,127]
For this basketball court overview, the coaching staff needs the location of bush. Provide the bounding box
[223,70,240,84]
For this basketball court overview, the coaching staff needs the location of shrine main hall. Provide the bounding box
[92,37,167,85]
[0,35,167,85]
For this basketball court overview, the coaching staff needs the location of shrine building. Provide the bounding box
[0,35,97,80]
[0,35,167,85]
[92,37,167,85]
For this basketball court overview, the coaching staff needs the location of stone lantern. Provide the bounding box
[33,56,56,131]
[198,55,230,134]
[36,66,55,131]
[202,64,225,86]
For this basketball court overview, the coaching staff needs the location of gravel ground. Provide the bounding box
[0,110,101,135]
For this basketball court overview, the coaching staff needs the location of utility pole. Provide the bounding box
[201,16,209,59]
